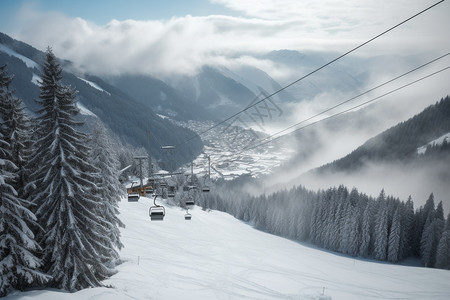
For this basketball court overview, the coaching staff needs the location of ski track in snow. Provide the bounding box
[5,196,450,300]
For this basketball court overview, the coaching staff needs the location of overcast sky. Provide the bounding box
[0,0,448,77]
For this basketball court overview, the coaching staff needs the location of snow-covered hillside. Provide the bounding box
[0,43,40,70]
[417,132,450,154]
[6,196,450,300]
[77,77,111,96]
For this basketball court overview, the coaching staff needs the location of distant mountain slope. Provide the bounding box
[263,50,366,100]
[167,65,295,119]
[105,74,213,121]
[275,96,450,211]
[318,96,450,172]
[0,32,202,167]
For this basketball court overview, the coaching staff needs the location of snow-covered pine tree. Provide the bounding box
[0,66,33,199]
[373,191,388,261]
[359,200,375,258]
[28,48,113,291]
[387,207,401,262]
[421,201,445,267]
[400,196,414,260]
[340,201,352,254]
[435,213,450,269]
[89,122,125,271]
[419,197,444,267]
[0,65,50,297]
[435,231,450,269]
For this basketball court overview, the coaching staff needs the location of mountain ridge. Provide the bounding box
[0,32,203,167]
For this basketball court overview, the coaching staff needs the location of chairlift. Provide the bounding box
[202,174,211,193]
[185,197,195,206]
[145,187,154,196]
[128,192,140,202]
[185,208,192,220]
[183,185,197,191]
[149,195,165,221]
[168,185,176,198]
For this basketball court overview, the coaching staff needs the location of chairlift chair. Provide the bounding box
[168,185,176,198]
[150,206,165,221]
[149,195,165,221]
[185,198,195,206]
[202,186,210,193]
[128,192,140,202]
[185,208,192,220]
[145,187,154,196]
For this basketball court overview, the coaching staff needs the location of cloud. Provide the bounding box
[8,0,449,77]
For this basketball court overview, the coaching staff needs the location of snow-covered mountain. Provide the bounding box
[262,50,366,101]
[0,32,203,167]
[6,196,450,300]
[104,73,212,121]
[167,65,296,120]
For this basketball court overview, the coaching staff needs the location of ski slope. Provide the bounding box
[6,196,450,300]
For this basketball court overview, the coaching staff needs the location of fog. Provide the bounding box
[245,60,449,212]
[298,159,450,214]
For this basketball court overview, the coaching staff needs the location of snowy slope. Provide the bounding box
[77,77,111,96]
[6,196,450,300]
[0,43,40,70]
[217,65,293,104]
[417,132,450,154]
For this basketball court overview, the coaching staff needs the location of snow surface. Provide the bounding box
[5,196,450,300]
[0,44,40,70]
[157,114,169,119]
[31,73,41,86]
[180,120,295,180]
[77,77,111,95]
[77,103,97,117]
[417,132,450,154]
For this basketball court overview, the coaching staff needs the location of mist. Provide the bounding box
[245,65,449,211]
[298,159,450,213]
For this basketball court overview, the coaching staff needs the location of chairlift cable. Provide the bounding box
[238,53,449,153]
[202,60,450,172]
[238,66,450,155]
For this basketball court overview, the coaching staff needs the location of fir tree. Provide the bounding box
[373,193,388,261]
[435,230,450,269]
[28,48,113,291]
[89,123,125,271]
[401,196,414,259]
[0,65,50,296]
[420,200,444,267]
[0,66,33,199]
[388,207,401,262]
[359,200,375,258]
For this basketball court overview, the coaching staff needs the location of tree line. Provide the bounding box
[200,182,450,269]
[0,48,124,296]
